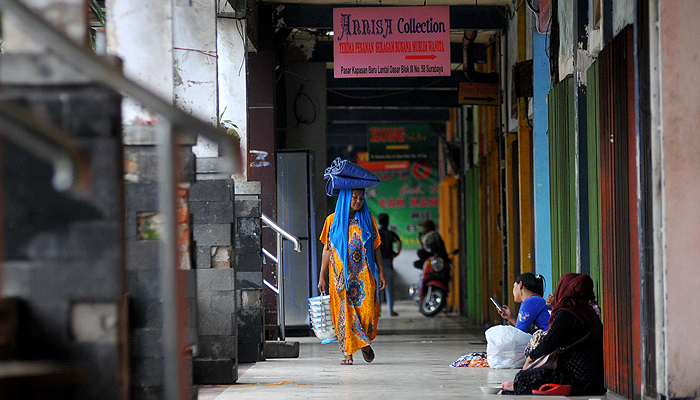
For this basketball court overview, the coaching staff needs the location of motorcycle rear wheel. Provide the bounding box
[419,286,446,316]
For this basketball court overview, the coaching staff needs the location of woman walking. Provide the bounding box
[318,158,386,365]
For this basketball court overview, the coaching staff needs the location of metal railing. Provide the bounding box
[0,1,243,399]
[261,213,302,341]
[0,100,87,193]
[0,0,241,169]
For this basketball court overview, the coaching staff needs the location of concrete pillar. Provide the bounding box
[658,2,700,397]
[1,2,126,398]
[234,182,264,363]
[106,1,198,398]
[106,0,174,124]
[2,0,88,53]
[247,4,279,330]
[190,179,238,383]
[217,13,248,181]
[173,0,220,157]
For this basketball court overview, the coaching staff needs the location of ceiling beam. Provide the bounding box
[327,88,458,107]
[328,122,446,136]
[328,108,450,123]
[325,69,468,108]
[278,4,507,30]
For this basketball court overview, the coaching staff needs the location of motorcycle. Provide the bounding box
[408,255,450,316]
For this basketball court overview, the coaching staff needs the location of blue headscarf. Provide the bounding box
[329,189,378,290]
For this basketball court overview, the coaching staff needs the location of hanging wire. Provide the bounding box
[235,19,245,76]
[293,85,317,127]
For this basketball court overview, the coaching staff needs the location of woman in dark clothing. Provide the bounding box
[502,273,606,396]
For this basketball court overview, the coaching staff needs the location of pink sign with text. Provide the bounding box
[333,6,451,78]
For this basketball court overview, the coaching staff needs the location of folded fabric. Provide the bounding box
[451,352,489,368]
[324,157,380,196]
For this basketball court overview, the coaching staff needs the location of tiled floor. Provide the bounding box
[199,300,610,400]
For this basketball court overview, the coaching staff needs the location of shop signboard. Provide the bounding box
[458,82,501,105]
[368,124,430,161]
[333,6,451,78]
[358,152,438,248]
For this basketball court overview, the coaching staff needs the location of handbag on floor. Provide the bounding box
[526,331,590,370]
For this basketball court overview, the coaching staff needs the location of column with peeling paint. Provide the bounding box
[174,0,220,157]
[217,3,248,181]
[106,0,174,123]
[106,0,198,398]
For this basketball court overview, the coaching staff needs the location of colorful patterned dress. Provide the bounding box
[320,213,381,356]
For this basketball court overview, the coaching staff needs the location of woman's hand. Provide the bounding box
[374,247,387,290]
[318,246,331,295]
[522,356,533,370]
[502,381,514,391]
[499,305,513,320]
[318,275,327,295]
[378,271,387,290]
[546,294,555,307]
[499,305,517,326]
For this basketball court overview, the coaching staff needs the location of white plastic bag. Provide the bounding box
[485,325,532,369]
[308,295,337,344]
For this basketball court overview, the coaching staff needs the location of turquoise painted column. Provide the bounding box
[532,26,553,296]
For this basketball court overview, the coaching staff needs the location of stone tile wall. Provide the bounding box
[190,178,238,383]
[0,78,127,399]
[234,182,265,363]
[123,125,198,400]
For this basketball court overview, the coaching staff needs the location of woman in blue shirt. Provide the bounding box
[499,273,551,333]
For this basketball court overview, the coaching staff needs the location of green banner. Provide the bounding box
[365,161,439,248]
[368,124,430,161]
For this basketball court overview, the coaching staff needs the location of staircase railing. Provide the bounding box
[261,213,302,341]
[0,100,87,194]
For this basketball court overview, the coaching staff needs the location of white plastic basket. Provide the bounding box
[308,295,337,344]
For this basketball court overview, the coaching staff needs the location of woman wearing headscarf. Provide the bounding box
[501,273,606,395]
[318,188,387,365]
[319,159,386,365]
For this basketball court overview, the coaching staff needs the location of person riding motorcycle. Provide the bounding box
[414,219,449,269]
[410,219,451,316]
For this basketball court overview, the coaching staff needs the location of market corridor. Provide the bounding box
[199,300,606,399]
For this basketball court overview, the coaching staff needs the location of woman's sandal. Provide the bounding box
[361,346,375,363]
[340,356,353,365]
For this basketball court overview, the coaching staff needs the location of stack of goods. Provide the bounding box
[323,157,380,196]
[308,295,337,344]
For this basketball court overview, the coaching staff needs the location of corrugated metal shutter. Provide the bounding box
[586,61,604,306]
[439,177,459,311]
[547,76,577,283]
[479,101,505,324]
[465,167,482,324]
[598,26,640,399]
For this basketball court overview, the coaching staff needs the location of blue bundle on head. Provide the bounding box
[323,157,380,196]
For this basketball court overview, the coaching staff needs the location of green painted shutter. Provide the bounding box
[464,167,482,324]
[548,76,577,282]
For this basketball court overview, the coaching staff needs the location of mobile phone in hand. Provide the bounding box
[490,297,503,312]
